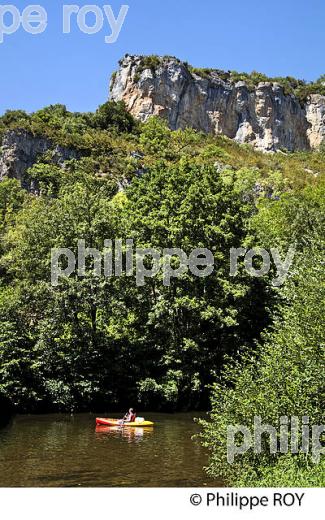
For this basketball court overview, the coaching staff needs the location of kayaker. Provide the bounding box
[123,408,136,423]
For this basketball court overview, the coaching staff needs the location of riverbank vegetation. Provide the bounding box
[0,103,324,486]
[199,183,325,486]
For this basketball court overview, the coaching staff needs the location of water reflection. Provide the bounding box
[0,413,222,487]
[95,425,154,443]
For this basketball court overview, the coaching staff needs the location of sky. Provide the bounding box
[0,0,324,115]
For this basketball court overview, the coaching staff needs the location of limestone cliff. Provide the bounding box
[0,129,79,189]
[110,55,325,152]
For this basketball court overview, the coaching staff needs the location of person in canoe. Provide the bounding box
[122,408,136,424]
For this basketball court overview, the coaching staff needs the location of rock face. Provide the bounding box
[306,95,325,149]
[0,129,79,189]
[111,55,325,152]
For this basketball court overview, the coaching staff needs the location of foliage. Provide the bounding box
[92,101,137,133]
[134,55,163,82]
[187,67,215,79]
[199,179,325,486]
[0,101,138,151]
[0,98,323,493]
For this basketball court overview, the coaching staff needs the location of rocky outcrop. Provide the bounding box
[110,55,325,152]
[306,95,325,149]
[0,129,79,189]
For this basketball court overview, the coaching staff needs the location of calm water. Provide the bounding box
[0,413,222,487]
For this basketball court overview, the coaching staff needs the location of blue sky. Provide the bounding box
[0,0,324,114]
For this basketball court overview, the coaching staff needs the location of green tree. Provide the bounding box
[93,101,137,133]
[199,178,325,486]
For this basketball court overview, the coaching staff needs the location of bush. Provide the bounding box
[134,55,163,82]
[93,101,136,133]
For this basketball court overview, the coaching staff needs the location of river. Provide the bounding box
[0,412,222,487]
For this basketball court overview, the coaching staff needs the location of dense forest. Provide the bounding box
[0,102,324,485]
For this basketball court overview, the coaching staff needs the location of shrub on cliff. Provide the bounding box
[93,101,137,134]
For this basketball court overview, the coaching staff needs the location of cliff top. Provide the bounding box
[114,54,325,103]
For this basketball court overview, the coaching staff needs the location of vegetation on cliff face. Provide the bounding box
[0,101,138,151]
[0,102,324,485]
[189,68,325,102]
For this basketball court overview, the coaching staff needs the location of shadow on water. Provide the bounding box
[0,413,223,487]
[0,396,14,428]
